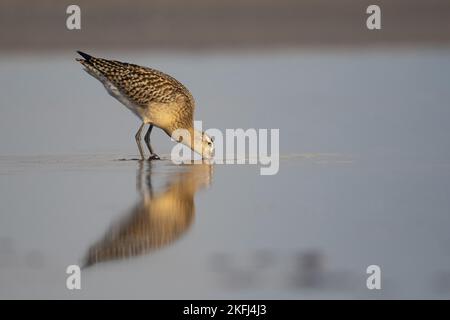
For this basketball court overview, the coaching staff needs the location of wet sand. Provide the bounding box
[1,0,450,52]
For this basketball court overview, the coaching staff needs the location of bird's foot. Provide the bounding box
[148,154,161,161]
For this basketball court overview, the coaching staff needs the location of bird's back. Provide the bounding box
[76,51,195,109]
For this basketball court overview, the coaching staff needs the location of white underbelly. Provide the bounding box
[85,66,144,120]
[103,80,143,119]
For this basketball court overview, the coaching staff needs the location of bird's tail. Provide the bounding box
[76,50,92,62]
[75,50,95,71]
[75,50,128,81]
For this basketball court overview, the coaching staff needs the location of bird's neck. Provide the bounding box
[169,125,203,157]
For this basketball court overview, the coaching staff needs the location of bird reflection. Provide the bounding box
[83,161,213,267]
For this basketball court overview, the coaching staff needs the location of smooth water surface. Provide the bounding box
[1,49,450,298]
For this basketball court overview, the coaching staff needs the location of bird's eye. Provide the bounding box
[207,141,212,146]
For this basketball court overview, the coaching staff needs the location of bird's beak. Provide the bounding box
[203,150,214,161]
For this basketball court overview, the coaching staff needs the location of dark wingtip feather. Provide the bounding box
[76,50,92,61]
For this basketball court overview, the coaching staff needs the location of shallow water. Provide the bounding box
[1,48,450,298]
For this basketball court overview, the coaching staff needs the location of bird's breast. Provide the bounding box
[143,101,184,131]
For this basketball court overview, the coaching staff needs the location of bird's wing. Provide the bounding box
[77,51,195,108]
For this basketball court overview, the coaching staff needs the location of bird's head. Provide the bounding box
[171,128,215,160]
[194,131,215,160]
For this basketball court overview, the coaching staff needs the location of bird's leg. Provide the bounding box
[135,123,145,160]
[144,124,160,160]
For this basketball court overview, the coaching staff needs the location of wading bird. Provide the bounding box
[76,51,214,160]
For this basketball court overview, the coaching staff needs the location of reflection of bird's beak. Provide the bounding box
[202,155,214,164]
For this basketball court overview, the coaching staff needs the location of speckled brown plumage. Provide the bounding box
[83,56,193,106]
[77,51,195,132]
